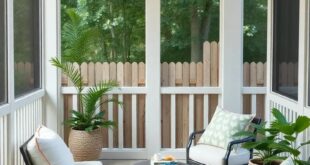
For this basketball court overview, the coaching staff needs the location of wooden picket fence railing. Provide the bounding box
[61,63,267,149]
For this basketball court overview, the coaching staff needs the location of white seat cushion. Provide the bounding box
[27,125,75,165]
[189,144,250,165]
[74,161,102,165]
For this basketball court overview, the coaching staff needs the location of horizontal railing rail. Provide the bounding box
[62,85,266,157]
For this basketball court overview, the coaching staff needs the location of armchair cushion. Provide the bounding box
[198,106,254,149]
[189,144,250,165]
[27,125,75,165]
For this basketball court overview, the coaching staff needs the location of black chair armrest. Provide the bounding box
[227,136,255,149]
[186,129,205,164]
[187,129,205,149]
[223,136,255,165]
[20,135,34,165]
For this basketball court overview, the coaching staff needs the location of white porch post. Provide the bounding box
[219,0,244,113]
[146,0,161,157]
[44,0,61,133]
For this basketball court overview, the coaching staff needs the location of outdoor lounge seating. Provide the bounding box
[20,126,102,165]
[186,108,261,165]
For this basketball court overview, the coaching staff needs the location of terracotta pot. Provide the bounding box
[248,159,282,165]
[68,128,104,161]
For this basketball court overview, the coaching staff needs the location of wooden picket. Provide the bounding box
[195,62,204,143]
[161,62,170,148]
[124,62,132,148]
[243,62,266,118]
[181,62,189,148]
[175,62,183,148]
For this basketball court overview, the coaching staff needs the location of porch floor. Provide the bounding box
[100,160,141,165]
[100,159,186,165]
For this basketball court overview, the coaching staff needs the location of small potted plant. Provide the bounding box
[235,108,310,165]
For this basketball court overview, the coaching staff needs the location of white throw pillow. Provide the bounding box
[198,106,254,149]
[27,125,75,165]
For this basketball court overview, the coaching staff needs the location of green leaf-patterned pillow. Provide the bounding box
[198,106,254,149]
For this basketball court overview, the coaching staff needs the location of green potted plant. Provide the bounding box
[235,108,310,165]
[235,120,286,165]
[51,9,119,161]
[51,58,119,161]
[269,108,310,165]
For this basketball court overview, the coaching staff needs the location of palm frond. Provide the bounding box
[54,9,120,132]
[101,120,116,128]
[82,81,118,119]
[50,58,84,93]
[61,9,103,64]
[95,97,123,110]
[65,9,82,27]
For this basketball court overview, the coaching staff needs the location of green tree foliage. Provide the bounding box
[244,0,267,62]
[161,0,219,62]
[62,0,145,62]
[61,0,267,63]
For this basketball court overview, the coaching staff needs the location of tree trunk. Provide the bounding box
[202,0,213,41]
[190,5,202,62]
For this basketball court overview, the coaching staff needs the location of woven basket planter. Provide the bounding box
[248,159,282,165]
[68,128,104,161]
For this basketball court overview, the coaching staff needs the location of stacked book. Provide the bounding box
[151,154,178,165]
[152,160,177,165]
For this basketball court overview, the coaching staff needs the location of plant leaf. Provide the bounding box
[278,140,290,146]
[269,143,300,156]
[300,140,310,147]
[101,120,116,128]
[83,81,118,119]
[263,156,286,164]
[271,121,294,135]
[50,58,84,93]
[296,160,310,165]
[272,108,287,125]
[294,116,310,133]
[85,126,94,132]
[284,135,296,142]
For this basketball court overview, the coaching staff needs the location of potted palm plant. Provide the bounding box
[235,108,310,165]
[51,9,119,161]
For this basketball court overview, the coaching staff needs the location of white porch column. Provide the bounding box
[44,0,61,133]
[219,0,244,113]
[145,0,161,157]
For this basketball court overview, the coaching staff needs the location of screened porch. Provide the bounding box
[0,0,310,165]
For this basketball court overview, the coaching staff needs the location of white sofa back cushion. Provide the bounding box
[27,125,75,165]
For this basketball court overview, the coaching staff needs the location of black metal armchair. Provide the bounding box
[20,135,34,165]
[20,134,103,165]
[186,117,261,165]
